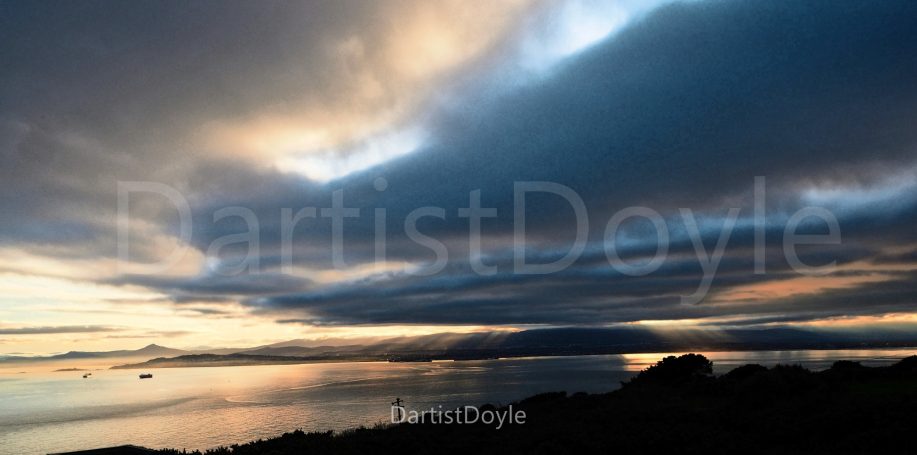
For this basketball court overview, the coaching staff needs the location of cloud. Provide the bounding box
[104,330,192,339]
[181,0,917,255]
[0,325,121,335]
[213,0,917,326]
[1,0,915,340]
[0,0,538,250]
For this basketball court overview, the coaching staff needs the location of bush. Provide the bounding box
[624,353,713,387]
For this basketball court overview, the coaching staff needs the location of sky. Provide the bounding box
[1,0,916,355]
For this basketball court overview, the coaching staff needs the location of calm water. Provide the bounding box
[1,348,914,454]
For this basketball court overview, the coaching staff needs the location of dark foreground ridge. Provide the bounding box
[70,355,917,454]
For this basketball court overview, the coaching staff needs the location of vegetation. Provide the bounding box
[149,354,917,454]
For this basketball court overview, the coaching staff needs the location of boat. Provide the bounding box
[139,373,153,379]
[82,373,89,378]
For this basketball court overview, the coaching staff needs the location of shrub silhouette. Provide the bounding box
[624,353,713,387]
[830,360,864,371]
[721,363,767,382]
[888,355,917,374]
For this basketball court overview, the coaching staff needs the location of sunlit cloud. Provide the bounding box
[710,270,895,303]
[201,0,533,182]
[2,0,916,355]
[283,261,416,286]
[798,313,917,329]
[516,0,669,73]
[274,127,427,182]
[201,0,677,182]
[800,170,917,216]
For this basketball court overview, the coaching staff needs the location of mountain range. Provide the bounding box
[5,326,917,365]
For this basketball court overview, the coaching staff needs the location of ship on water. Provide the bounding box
[139,373,153,379]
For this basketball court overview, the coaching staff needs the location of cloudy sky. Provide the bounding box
[1,0,916,354]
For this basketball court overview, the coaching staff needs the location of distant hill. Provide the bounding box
[0,344,188,363]
[238,326,917,359]
[107,326,917,370]
[11,327,917,366]
[51,343,188,360]
[237,345,368,357]
[257,336,387,349]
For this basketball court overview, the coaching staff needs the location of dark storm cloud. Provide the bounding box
[0,0,321,248]
[208,0,917,326]
[260,268,917,327]
[104,272,311,299]
[0,0,525,250]
[248,242,881,326]
[185,0,917,255]
[2,0,916,329]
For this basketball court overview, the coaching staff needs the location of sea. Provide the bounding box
[1,348,914,455]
